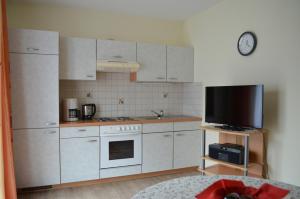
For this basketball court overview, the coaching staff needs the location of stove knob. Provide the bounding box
[128,126,132,130]
[124,126,128,131]
[119,127,123,131]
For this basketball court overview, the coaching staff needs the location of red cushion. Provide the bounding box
[195,179,289,199]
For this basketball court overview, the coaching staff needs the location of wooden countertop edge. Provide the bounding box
[60,116,202,127]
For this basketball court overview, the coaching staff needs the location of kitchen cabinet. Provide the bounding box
[173,130,202,169]
[167,46,194,82]
[60,137,100,183]
[9,53,59,129]
[142,122,173,134]
[136,43,166,81]
[13,128,60,188]
[97,39,136,62]
[142,132,173,173]
[60,37,96,80]
[60,126,100,183]
[9,28,59,55]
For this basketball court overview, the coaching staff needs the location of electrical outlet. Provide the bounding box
[119,97,124,104]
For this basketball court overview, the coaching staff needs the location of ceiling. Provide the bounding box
[10,0,222,21]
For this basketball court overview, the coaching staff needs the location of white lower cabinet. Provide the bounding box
[60,137,100,183]
[142,132,173,173]
[174,130,202,169]
[13,128,60,188]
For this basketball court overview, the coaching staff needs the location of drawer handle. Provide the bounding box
[176,133,185,136]
[163,134,172,138]
[46,122,57,126]
[113,55,123,59]
[168,77,178,80]
[156,77,165,80]
[48,131,57,134]
[27,47,40,51]
[86,75,94,78]
[88,139,98,142]
[78,129,87,132]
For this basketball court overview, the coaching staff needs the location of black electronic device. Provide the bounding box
[205,85,264,130]
[208,143,245,165]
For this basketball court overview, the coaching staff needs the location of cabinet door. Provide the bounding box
[13,128,60,188]
[10,53,59,129]
[60,37,96,80]
[136,43,166,81]
[9,28,59,55]
[167,46,194,82]
[61,137,100,183]
[97,40,136,62]
[174,130,201,169]
[142,132,173,173]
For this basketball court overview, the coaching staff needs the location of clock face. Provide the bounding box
[238,32,257,56]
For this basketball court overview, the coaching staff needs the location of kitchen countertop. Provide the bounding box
[59,115,202,127]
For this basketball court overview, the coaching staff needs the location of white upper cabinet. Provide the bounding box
[9,28,59,55]
[97,39,136,62]
[167,46,194,82]
[13,128,60,188]
[136,43,166,81]
[60,37,96,80]
[10,53,59,129]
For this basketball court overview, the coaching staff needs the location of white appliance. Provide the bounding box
[63,98,80,122]
[97,60,140,73]
[100,124,142,169]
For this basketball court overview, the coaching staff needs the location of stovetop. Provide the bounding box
[95,117,135,122]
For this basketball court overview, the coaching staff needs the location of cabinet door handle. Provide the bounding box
[86,75,95,78]
[88,139,98,142]
[78,129,87,132]
[46,122,57,126]
[48,131,57,134]
[168,77,178,80]
[176,133,185,136]
[27,47,40,52]
[113,55,123,59]
[156,77,165,80]
[163,134,172,138]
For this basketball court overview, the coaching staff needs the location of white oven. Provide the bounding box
[100,124,142,169]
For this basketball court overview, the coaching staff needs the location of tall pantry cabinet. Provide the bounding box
[9,29,60,188]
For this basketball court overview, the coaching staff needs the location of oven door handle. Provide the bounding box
[100,132,141,137]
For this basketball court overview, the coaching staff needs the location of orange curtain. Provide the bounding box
[0,0,17,198]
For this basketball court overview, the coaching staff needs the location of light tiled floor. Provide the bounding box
[18,172,200,199]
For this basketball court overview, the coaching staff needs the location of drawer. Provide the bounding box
[60,126,99,138]
[174,121,201,131]
[100,165,141,179]
[9,29,59,55]
[142,123,173,134]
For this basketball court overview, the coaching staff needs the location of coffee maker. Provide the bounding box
[63,98,80,122]
[82,104,96,120]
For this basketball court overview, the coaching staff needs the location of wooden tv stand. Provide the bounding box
[199,125,266,178]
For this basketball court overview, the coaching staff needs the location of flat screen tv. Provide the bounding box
[205,85,264,129]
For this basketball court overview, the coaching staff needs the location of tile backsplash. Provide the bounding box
[60,73,203,118]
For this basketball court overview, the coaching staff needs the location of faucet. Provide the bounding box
[151,110,164,119]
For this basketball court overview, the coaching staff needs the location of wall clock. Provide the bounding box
[237,31,257,56]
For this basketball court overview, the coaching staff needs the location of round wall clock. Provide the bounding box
[237,31,257,56]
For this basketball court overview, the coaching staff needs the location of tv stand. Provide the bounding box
[199,125,266,177]
[215,125,254,132]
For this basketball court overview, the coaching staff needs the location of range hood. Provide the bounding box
[97,60,140,73]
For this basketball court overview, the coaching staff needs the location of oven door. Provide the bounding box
[100,133,141,168]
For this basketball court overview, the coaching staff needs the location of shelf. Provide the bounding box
[198,164,262,178]
[200,125,264,136]
[202,156,246,171]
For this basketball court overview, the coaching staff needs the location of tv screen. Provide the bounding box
[205,85,264,129]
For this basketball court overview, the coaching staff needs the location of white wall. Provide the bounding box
[7,2,184,45]
[184,0,300,185]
